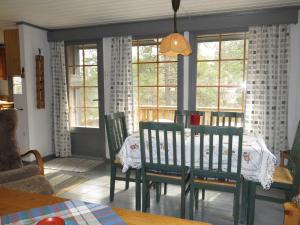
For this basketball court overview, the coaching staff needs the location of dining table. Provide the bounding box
[0,187,212,225]
[118,128,278,225]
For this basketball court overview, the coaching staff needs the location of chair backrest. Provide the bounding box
[190,125,243,181]
[210,111,244,127]
[174,110,206,128]
[104,112,128,161]
[0,109,22,171]
[288,121,300,172]
[139,122,187,176]
[287,121,300,196]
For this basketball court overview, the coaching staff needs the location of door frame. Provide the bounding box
[65,39,106,158]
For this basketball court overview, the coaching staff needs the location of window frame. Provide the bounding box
[195,32,248,113]
[65,43,99,128]
[132,38,179,126]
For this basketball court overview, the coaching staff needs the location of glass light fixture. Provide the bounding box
[160,0,192,56]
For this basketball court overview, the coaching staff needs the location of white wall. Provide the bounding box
[18,24,53,157]
[288,11,300,148]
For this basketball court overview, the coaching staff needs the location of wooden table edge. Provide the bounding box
[0,187,211,225]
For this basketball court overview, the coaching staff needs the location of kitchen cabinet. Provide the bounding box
[0,46,6,80]
[4,29,21,76]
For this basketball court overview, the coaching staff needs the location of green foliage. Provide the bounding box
[67,45,99,128]
[133,43,177,111]
[197,38,246,111]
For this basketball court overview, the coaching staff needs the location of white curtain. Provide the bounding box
[50,42,71,157]
[110,36,134,132]
[245,25,290,159]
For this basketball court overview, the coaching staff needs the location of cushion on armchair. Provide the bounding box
[0,175,54,195]
[0,109,22,171]
[0,165,40,184]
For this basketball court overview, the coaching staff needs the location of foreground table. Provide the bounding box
[0,187,211,225]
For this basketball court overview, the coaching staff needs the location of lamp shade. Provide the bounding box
[159,33,192,56]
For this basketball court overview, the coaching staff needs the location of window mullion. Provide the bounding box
[218,34,222,112]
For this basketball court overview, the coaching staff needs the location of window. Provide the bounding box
[66,44,99,128]
[132,38,178,130]
[196,33,248,119]
[12,77,22,94]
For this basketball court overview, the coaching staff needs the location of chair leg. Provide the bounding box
[164,183,167,195]
[180,183,186,219]
[125,170,130,190]
[110,165,116,202]
[233,187,240,225]
[195,189,199,210]
[142,179,147,212]
[240,179,248,224]
[156,183,161,203]
[135,169,141,211]
[189,184,194,220]
[285,190,292,201]
[202,189,205,200]
[247,181,256,225]
[146,181,150,209]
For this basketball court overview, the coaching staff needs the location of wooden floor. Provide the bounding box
[44,161,285,225]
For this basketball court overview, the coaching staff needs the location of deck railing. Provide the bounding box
[132,106,244,131]
[136,106,177,122]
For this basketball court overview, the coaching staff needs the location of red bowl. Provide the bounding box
[36,217,65,225]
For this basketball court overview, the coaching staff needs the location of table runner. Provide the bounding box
[118,131,277,189]
[0,200,126,225]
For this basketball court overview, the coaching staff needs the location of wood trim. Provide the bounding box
[146,172,182,180]
[194,178,236,187]
[273,166,293,185]
[113,207,211,225]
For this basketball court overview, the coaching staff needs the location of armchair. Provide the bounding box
[0,109,53,194]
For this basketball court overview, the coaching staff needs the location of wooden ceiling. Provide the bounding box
[0,0,299,29]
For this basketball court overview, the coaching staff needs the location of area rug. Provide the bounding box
[45,171,88,195]
[45,157,104,173]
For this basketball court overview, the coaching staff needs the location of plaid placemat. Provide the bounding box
[0,200,127,225]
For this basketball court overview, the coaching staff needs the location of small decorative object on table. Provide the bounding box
[36,217,65,225]
[292,194,300,208]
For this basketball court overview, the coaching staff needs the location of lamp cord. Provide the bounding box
[172,0,180,33]
[174,11,177,33]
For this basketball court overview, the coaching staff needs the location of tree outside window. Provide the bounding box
[196,33,248,123]
[66,44,99,128]
[132,39,178,130]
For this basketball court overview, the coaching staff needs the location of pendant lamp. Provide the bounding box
[160,0,192,56]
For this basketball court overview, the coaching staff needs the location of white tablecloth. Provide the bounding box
[118,131,277,189]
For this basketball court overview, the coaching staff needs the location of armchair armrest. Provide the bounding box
[280,150,291,167]
[21,150,44,175]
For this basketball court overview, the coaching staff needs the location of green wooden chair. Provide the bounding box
[189,125,243,225]
[158,110,205,202]
[196,111,244,203]
[104,112,141,211]
[174,110,206,128]
[246,121,300,225]
[139,122,189,218]
[210,111,244,127]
